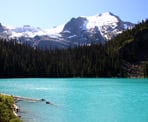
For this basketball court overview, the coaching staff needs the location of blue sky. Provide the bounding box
[0,0,147,28]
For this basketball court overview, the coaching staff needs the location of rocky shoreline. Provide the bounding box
[0,93,22,122]
[0,93,56,121]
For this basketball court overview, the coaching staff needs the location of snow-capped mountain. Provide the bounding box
[0,12,134,49]
[85,12,134,40]
[62,12,134,41]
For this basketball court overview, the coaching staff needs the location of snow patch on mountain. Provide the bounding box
[45,24,64,38]
[5,24,64,38]
[85,12,119,29]
[45,25,64,34]
[0,12,134,49]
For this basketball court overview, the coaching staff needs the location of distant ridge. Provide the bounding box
[0,12,134,49]
[0,20,147,77]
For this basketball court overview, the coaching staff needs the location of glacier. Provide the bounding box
[0,12,134,49]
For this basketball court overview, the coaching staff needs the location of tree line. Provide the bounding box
[0,20,148,78]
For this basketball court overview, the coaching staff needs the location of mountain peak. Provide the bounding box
[0,12,134,49]
[97,12,115,17]
[85,12,120,31]
[100,11,113,16]
[23,25,31,28]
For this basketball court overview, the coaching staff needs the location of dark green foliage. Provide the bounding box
[0,39,121,77]
[105,20,148,77]
[0,94,22,122]
[106,19,148,63]
[143,63,148,77]
[0,20,147,77]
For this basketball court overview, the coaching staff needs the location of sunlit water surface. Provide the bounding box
[0,78,148,122]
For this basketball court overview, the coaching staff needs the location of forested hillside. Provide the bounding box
[106,20,148,77]
[0,40,121,77]
[0,20,147,78]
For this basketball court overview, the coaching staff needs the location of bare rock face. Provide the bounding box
[0,12,134,49]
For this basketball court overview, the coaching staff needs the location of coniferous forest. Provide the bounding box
[0,20,148,78]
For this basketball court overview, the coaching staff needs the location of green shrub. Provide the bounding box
[0,94,22,122]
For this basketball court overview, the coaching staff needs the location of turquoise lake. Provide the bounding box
[0,78,148,122]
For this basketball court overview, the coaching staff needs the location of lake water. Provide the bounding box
[0,78,148,122]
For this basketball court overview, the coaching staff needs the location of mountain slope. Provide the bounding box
[0,12,134,49]
[106,20,148,77]
[0,20,147,78]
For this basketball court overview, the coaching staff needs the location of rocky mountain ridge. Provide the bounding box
[0,12,134,49]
